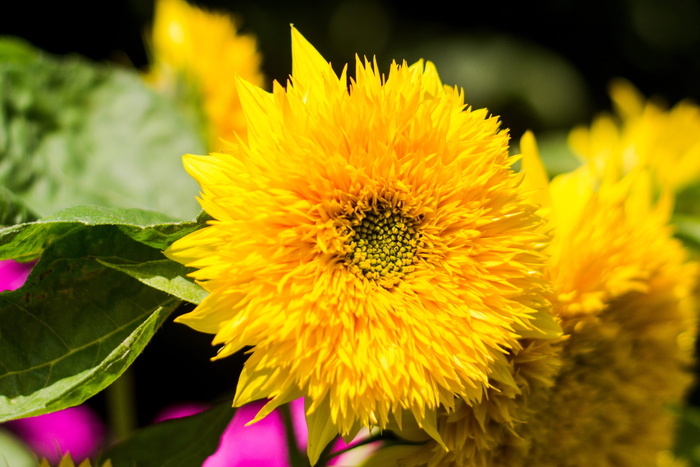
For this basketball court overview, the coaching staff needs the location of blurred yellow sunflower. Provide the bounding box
[570,79,700,193]
[513,132,697,466]
[166,27,555,463]
[656,450,691,467]
[146,0,265,148]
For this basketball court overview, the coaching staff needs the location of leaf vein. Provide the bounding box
[0,311,148,383]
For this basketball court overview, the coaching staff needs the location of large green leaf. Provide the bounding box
[97,258,206,305]
[0,224,181,422]
[0,205,202,262]
[0,207,206,421]
[0,44,205,219]
[100,402,235,467]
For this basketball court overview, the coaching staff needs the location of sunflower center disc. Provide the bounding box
[348,207,420,284]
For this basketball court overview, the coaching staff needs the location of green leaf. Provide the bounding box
[41,205,179,225]
[0,50,205,219]
[0,205,201,262]
[97,258,207,305]
[0,224,182,422]
[0,206,207,421]
[100,402,235,467]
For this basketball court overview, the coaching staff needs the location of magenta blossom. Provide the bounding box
[153,402,210,423]
[156,398,377,466]
[6,405,106,463]
[204,400,291,467]
[0,259,32,292]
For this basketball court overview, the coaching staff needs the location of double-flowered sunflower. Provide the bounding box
[166,28,555,462]
[146,0,265,148]
[513,134,697,467]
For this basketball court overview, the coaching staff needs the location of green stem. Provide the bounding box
[322,432,426,463]
[280,403,311,467]
[106,368,136,441]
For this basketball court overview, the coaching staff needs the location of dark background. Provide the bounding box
[5,0,700,136]
[3,0,700,427]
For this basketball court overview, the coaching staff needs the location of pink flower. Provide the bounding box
[157,398,377,466]
[6,405,106,463]
[0,259,32,291]
[155,399,291,466]
[153,402,210,423]
[203,400,291,467]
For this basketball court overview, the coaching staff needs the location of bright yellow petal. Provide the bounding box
[305,398,342,466]
[519,130,552,217]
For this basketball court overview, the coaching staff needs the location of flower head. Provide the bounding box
[146,0,265,148]
[513,132,697,466]
[569,79,700,193]
[166,28,554,462]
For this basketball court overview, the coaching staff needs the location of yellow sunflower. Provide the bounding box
[146,0,265,148]
[570,79,700,193]
[656,451,692,467]
[513,132,697,466]
[166,27,554,463]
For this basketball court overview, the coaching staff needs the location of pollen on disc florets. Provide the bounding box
[345,203,422,286]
